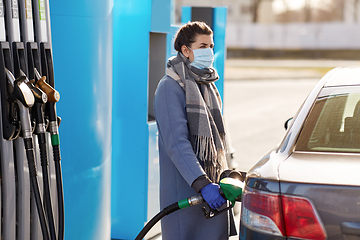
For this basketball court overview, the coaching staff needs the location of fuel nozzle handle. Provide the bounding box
[6,69,35,108]
[34,69,59,103]
[177,176,244,210]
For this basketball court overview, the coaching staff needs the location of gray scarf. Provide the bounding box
[166,52,227,182]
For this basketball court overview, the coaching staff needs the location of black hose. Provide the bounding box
[53,143,64,240]
[24,137,50,240]
[38,133,57,240]
[135,202,180,240]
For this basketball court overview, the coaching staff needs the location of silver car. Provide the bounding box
[240,66,360,240]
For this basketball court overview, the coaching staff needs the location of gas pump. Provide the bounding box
[2,0,54,239]
[0,0,62,239]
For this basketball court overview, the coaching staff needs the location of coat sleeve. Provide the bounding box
[154,76,211,190]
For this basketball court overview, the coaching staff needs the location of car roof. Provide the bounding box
[324,66,360,87]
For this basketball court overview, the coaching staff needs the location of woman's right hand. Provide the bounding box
[200,183,226,210]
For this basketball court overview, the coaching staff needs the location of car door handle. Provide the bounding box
[341,222,360,236]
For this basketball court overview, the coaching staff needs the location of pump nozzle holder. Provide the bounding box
[35,76,60,102]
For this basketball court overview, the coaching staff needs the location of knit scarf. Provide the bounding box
[166,52,227,182]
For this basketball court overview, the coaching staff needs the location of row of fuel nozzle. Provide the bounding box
[6,68,59,109]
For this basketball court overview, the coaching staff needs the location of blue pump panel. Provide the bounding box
[213,7,227,100]
[112,0,169,238]
[49,0,113,239]
[151,0,171,33]
[111,0,151,239]
[181,6,192,25]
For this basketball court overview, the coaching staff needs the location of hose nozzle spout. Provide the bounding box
[35,76,60,103]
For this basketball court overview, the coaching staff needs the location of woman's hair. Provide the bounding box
[174,21,213,52]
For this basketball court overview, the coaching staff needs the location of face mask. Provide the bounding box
[189,47,214,69]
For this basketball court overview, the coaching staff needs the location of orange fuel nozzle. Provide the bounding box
[35,76,60,102]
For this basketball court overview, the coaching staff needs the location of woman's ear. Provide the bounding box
[181,45,191,58]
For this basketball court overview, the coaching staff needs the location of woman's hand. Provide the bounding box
[200,183,226,210]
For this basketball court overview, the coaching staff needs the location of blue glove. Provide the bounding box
[200,183,226,210]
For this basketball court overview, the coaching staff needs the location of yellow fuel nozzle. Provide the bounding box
[35,76,60,102]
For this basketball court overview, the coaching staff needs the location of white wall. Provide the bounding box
[226,23,360,49]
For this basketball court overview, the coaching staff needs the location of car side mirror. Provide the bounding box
[284,117,294,130]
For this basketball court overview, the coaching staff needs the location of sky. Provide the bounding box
[272,0,334,13]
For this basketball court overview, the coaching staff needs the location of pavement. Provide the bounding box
[148,58,360,240]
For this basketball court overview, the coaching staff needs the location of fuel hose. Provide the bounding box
[135,195,204,240]
[35,109,57,240]
[24,137,51,240]
[35,73,64,240]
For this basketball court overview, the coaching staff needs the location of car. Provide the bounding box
[239,66,360,240]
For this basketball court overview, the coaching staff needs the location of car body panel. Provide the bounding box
[246,148,283,181]
[278,152,360,186]
[324,67,360,87]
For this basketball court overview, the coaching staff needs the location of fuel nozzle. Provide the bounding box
[218,170,245,205]
[219,177,244,205]
[25,79,48,104]
[6,69,35,108]
[34,71,60,103]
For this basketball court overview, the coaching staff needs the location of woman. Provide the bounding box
[154,21,236,240]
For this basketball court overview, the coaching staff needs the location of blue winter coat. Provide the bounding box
[154,75,236,240]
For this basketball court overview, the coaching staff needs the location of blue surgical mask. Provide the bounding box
[189,47,214,69]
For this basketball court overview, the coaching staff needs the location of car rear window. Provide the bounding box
[296,86,360,153]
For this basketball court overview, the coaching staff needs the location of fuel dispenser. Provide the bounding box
[0,0,64,239]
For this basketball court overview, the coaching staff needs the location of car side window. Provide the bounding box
[296,87,360,153]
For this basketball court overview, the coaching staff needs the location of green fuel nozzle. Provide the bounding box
[177,177,244,210]
[219,177,244,206]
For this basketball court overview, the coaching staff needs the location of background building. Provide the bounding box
[174,0,360,57]
[175,0,360,24]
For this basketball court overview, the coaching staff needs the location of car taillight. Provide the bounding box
[242,189,284,235]
[282,195,326,240]
[241,188,326,240]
